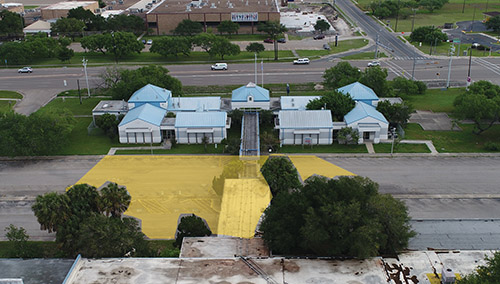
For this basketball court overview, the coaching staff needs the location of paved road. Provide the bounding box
[335,0,419,58]
[2,57,500,114]
[445,21,500,53]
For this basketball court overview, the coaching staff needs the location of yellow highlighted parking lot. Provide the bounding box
[288,155,356,181]
[75,155,354,239]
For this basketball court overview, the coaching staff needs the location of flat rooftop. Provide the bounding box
[92,100,128,113]
[42,1,97,9]
[149,0,278,14]
[180,237,269,258]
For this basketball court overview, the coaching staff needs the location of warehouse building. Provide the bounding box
[145,0,280,35]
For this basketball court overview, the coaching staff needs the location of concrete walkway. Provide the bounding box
[364,142,375,154]
[107,146,166,155]
[400,139,439,154]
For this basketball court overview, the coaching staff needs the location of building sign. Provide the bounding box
[231,12,258,22]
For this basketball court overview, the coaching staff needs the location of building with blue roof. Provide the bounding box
[280,96,321,110]
[128,84,171,109]
[276,110,333,145]
[342,101,389,143]
[337,82,379,106]
[231,82,270,110]
[167,97,221,113]
[175,112,230,144]
[118,103,167,144]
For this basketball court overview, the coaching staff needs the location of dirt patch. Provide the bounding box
[284,260,300,273]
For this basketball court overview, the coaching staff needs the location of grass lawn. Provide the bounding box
[24,5,39,9]
[405,88,463,113]
[404,123,500,152]
[31,50,295,66]
[0,100,16,112]
[341,52,388,60]
[288,34,306,40]
[406,38,500,57]
[0,90,23,99]
[279,144,368,153]
[296,39,369,58]
[56,89,97,97]
[355,0,500,33]
[373,143,431,153]
[115,144,226,155]
[40,97,102,116]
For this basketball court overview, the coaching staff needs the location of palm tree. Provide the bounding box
[257,21,288,60]
[32,192,71,233]
[99,183,131,218]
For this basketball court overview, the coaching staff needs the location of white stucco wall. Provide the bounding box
[175,127,226,144]
[347,117,388,144]
[279,128,333,145]
[118,120,161,144]
[231,101,270,110]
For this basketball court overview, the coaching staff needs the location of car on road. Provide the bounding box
[211,63,228,70]
[264,38,274,43]
[277,38,286,43]
[367,61,380,67]
[293,58,310,65]
[146,39,153,45]
[472,42,480,48]
[313,34,325,40]
[323,43,330,50]
[18,67,33,73]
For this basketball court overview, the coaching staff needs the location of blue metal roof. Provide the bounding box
[231,82,270,102]
[167,97,221,112]
[175,112,227,128]
[278,110,333,129]
[119,103,166,127]
[337,82,379,101]
[128,84,171,103]
[280,96,321,110]
[344,101,388,125]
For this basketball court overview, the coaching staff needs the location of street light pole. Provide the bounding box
[395,0,401,32]
[446,45,455,88]
[470,5,477,32]
[374,34,379,59]
[82,57,91,98]
[254,53,257,84]
[467,47,472,88]
[411,9,417,33]
[462,0,465,13]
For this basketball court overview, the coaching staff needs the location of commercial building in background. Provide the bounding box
[41,1,98,20]
[145,0,280,35]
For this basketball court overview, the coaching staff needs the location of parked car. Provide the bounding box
[293,58,310,65]
[146,39,153,45]
[323,43,330,50]
[472,42,480,48]
[141,39,146,44]
[211,63,228,70]
[18,67,33,73]
[313,34,325,40]
[277,38,286,43]
[367,61,380,67]
[264,38,274,43]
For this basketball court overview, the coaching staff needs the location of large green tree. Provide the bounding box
[376,100,414,127]
[454,80,500,134]
[260,176,415,257]
[32,192,71,233]
[150,36,192,57]
[246,42,265,54]
[95,113,120,139]
[261,156,302,196]
[105,32,144,62]
[459,252,500,284]
[173,19,203,36]
[314,19,330,33]
[193,33,218,53]
[0,42,32,65]
[174,214,212,247]
[217,20,240,36]
[485,15,500,34]
[306,90,355,121]
[391,77,427,97]
[409,26,448,44]
[323,62,361,89]
[51,17,86,40]
[359,66,392,96]
[208,37,240,59]
[106,14,145,33]
[0,10,23,37]
[257,21,288,60]
[67,7,106,31]
[102,65,182,100]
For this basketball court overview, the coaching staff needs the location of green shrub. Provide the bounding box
[484,142,500,151]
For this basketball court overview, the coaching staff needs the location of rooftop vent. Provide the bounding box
[210,3,216,7]
[102,103,109,108]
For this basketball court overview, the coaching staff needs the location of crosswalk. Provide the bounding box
[393,56,430,60]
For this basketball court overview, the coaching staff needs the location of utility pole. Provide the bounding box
[411,9,417,33]
[77,79,82,105]
[411,47,417,80]
[467,47,472,88]
[261,59,264,88]
[374,34,379,59]
[82,57,91,98]
[254,53,257,84]
[394,0,401,32]
[446,45,455,88]
[471,5,477,32]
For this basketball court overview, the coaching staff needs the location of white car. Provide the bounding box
[146,39,153,45]
[293,58,310,65]
[367,61,380,67]
[211,63,228,70]
[18,67,33,73]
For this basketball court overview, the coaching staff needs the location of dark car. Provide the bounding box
[323,43,330,50]
[277,38,286,43]
[264,38,274,43]
[313,34,325,40]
